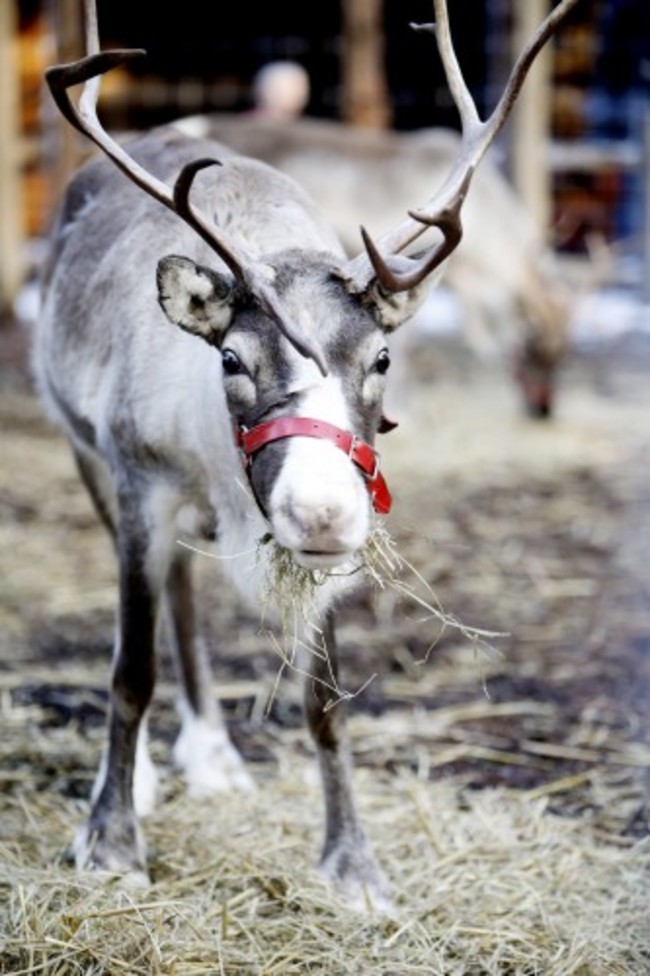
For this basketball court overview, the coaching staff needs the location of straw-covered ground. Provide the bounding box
[1,313,649,974]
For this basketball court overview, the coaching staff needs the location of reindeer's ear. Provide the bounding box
[347,257,445,334]
[156,255,235,343]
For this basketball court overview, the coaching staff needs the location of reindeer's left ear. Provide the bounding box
[344,258,445,334]
[157,255,236,343]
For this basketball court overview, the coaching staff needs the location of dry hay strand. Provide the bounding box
[253,522,505,706]
[2,754,649,976]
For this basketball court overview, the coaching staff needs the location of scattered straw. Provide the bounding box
[4,350,650,973]
[2,758,649,975]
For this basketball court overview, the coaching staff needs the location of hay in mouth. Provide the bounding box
[258,522,504,705]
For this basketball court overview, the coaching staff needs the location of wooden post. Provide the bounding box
[510,0,553,238]
[340,0,391,129]
[44,0,86,209]
[0,0,24,318]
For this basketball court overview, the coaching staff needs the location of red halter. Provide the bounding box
[235,416,392,515]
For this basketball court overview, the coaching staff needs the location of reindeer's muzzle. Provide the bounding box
[236,416,392,516]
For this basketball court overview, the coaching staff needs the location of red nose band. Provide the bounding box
[236,416,392,515]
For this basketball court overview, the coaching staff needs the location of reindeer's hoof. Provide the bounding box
[319,845,394,915]
[67,818,150,888]
[333,877,394,915]
[173,716,255,796]
[183,745,255,797]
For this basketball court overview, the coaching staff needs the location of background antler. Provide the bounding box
[343,0,581,295]
[45,0,328,374]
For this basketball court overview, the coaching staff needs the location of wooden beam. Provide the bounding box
[0,0,24,317]
[510,0,553,239]
[340,0,391,129]
[45,0,87,208]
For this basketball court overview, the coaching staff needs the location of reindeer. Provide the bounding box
[34,0,579,908]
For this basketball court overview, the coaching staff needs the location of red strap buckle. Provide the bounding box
[236,416,392,515]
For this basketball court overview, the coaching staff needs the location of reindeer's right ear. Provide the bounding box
[156,255,235,343]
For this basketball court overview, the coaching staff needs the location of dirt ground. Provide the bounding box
[1,309,649,971]
[2,310,650,804]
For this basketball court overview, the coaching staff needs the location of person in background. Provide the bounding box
[250,61,311,119]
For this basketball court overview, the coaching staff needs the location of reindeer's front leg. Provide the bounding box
[70,491,163,882]
[304,612,390,910]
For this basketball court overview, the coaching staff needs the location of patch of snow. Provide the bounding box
[407,286,463,337]
[569,288,650,346]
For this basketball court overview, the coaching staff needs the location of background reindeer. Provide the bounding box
[34,0,579,908]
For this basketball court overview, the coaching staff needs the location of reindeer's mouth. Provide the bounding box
[296,549,353,571]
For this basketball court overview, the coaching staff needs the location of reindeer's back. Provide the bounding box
[42,125,341,286]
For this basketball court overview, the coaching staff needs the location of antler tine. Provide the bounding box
[45,52,176,212]
[413,14,480,136]
[359,169,470,293]
[45,0,248,254]
[488,0,583,147]
[173,159,247,281]
[47,50,253,270]
[78,0,101,116]
[343,0,581,295]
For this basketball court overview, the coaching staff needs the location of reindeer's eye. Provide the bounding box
[221,348,242,375]
[375,348,391,375]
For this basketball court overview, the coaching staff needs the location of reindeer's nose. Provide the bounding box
[271,471,370,566]
[286,480,361,543]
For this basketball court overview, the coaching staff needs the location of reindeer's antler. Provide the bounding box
[344,0,581,294]
[45,0,328,374]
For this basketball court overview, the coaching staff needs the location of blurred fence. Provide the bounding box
[1,0,648,319]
